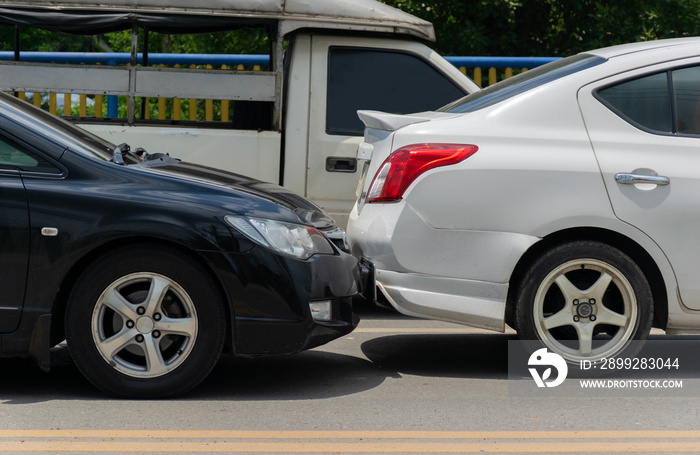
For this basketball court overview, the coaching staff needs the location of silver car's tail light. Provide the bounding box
[366,143,478,203]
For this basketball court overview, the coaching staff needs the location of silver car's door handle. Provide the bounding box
[614,173,670,186]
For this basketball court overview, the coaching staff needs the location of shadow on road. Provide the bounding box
[360,333,517,380]
[0,305,518,402]
[0,333,517,402]
[0,344,398,403]
[187,349,398,401]
[4,304,695,402]
[0,344,104,403]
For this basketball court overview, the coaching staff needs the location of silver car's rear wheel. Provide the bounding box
[515,241,653,363]
[532,258,637,361]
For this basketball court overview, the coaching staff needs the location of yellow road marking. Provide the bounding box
[1,430,698,453]
[1,430,700,439]
[0,441,699,453]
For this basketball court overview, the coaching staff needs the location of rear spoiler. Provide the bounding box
[357,110,432,132]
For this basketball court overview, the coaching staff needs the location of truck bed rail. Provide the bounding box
[0,52,558,123]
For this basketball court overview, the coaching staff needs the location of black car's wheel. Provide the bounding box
[515,241,653,363]
[65,245,226,398]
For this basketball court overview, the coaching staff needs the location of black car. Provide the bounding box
[0,92,360,398]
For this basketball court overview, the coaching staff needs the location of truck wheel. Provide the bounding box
[515,241,653,363]
[65,245,226,398]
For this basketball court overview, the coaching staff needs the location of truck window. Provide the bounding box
[326,47,466,136]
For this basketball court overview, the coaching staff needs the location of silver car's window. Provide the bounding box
[597,65,700,136]
[598,72,672,133]
[440,54,605,114]
[673,66,700,135]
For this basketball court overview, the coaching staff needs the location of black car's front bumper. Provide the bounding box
[200,246,361,356]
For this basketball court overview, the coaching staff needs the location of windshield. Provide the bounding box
[0,91,117,160]
[440,54,606,114]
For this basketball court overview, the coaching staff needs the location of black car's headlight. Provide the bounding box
[225,216,335,260]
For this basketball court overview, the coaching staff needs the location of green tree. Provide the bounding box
[382,0,700,56]
[0,26,269,55]
[0,27,117,52]
[104,28,269,54]
[2,3,699,57]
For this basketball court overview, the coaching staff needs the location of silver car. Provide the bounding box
[347,37,700,363]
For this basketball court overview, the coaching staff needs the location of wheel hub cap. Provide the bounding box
[576,303,593,318]
[136,316,155,333]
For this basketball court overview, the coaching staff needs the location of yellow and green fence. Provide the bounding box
[1,52,558,122]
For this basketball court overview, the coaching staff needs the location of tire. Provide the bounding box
[514,241,653,363]
[65,245,226,398]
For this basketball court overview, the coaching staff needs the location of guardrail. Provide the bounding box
[0,52,558,120]
[445,56,559,86]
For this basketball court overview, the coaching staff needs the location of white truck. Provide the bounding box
[0,0,479,226]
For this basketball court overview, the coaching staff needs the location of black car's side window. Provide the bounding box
[597,65,700,136]
[0,137,61,174]
[326,47,466,136]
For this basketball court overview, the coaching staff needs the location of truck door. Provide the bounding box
[286,34,476,228]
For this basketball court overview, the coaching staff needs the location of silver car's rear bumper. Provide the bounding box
[374,269,508,332]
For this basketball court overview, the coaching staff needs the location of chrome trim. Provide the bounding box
[614,173,670,186]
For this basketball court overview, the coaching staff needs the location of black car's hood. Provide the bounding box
[142,160,337,229]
